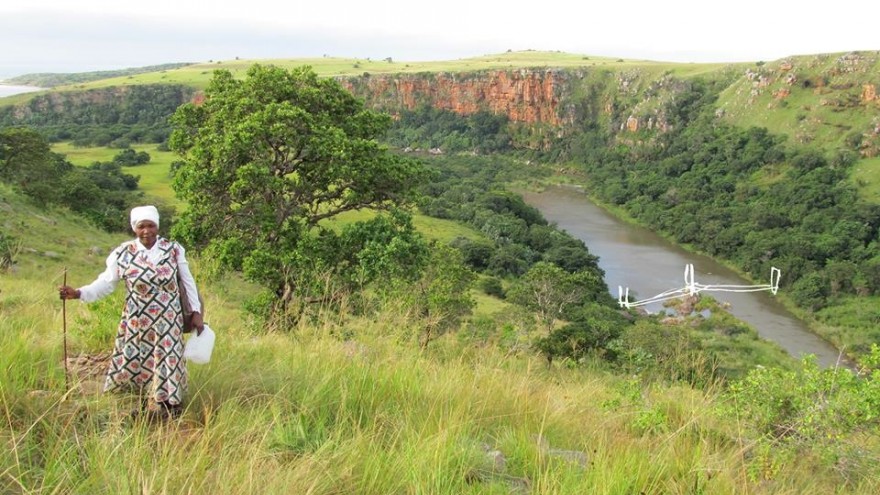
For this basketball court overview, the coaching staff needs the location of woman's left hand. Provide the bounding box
[191,312,205,335]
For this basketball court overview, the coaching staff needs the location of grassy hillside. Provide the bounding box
[2,183,878,493]
[3,54,880,493]
[2,50,740,97]
[717,52,880,177]
[2,63,194,88]
[852,156,880,201]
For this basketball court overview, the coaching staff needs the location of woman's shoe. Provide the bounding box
[129,401,182,423]
[157,400,182,420]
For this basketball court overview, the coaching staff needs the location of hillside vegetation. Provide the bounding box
[3,52,879,354]
[3,53,880,492]
[717,52,880,163]
[2,182,879,494]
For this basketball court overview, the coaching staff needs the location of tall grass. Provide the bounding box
[3,187,877,493]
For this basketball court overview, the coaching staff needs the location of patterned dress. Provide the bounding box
[103,238,187,405]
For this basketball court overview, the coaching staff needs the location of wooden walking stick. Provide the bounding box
[62,267,69,391]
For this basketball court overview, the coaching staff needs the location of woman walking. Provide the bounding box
[59,205,203,420]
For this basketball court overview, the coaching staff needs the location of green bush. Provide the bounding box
[535,303,628,364]
[726,346,880,482]
[478,276,505,298]
[0,231,22,270]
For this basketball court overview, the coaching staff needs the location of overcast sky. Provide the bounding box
[2,1,878,79]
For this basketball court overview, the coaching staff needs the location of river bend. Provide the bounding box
[521,185,844,368]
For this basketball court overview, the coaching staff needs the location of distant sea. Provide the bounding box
[0,84,43,98]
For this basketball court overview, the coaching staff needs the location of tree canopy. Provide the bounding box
[169,65,431,309]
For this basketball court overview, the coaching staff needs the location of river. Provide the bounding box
[520,184,845,368]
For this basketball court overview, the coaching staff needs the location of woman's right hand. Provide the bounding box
[58,285,80,300]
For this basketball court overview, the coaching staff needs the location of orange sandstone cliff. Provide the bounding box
[339,70,570,126]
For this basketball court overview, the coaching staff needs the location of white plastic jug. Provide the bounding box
[184,324,215,364]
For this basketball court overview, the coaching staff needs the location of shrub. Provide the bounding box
[725,347,880,483]
[0,231,22,271]
[535,303,628,364]
[478,276,505,298]
[790,272,829,311]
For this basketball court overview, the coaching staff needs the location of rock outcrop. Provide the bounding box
[340,70,568,126]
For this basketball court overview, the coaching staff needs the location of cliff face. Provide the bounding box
[340,67,683,150]
[341,54,880,156]
[341,70,569,126]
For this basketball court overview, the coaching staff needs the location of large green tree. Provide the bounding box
[507,261,608,333]
[404,245,476,348]
[169,65,430,309]
[0,127,70,202]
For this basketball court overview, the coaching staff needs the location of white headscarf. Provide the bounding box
[130,205,160,232]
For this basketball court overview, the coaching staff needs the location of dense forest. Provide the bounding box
[0,84,193,147]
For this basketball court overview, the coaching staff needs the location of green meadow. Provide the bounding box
[52,142,182,208]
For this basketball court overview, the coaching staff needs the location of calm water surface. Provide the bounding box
[0,85,43,98]
[521,185,845,368]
